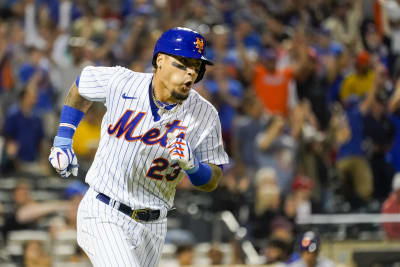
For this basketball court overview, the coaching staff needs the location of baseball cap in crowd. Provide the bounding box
[64,181,88,199]
[299,231,320,253]
[356,51,371,66]
[292,176,313,191]
[392,173,400,191]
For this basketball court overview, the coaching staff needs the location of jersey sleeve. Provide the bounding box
[194,116,229,166]
[78,66,119,103]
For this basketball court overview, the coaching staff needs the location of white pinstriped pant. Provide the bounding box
[77,187,167,267]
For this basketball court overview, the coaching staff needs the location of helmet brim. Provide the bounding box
[201,56,213,65]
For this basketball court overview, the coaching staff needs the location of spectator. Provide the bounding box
[381,173,400,239]
[72,3,106,41]
[207,245,224,265]
[362,21,390,68]
[206,25,239,66]
[232,92,268,172]
[295,104,329,209]
[288,231,335,267]
[387,78,400,172]
[18,46,54,115]
[269,216,295,245]
[233,14,262,52]
[332,66,384,208]
[327,46,352,105]
[248,48,298,118]
[263,238,291,266]
[2,84,46,175]
[290,176,314,222]
[176,244,194,266]
[204,60,244,154]
[340,50,375,102]
[23,239,51,267]
[256,113,297,193]
[380,0,400,77]
[312,27,344,63]
[323,0,362,51]
[364,87,395,201]
[295,48,331,130]
[247,167,281,243]
[2,179,69,240]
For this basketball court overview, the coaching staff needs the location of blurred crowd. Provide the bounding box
[1,0,400,265]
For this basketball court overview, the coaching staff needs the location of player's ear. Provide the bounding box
[156,54,165,70]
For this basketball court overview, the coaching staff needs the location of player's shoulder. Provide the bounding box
[187,90,219,116]
[82,65,152,80]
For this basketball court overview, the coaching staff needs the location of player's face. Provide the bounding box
[159,54,202,101]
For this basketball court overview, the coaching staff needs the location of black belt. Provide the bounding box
[96,193,161,222]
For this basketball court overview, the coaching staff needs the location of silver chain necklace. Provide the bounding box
[151,87,181,114]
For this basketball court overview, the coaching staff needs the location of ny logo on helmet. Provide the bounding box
[195,37,204,53]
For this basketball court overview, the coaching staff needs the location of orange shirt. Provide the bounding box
[253,64,293,117]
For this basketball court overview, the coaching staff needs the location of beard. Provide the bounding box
[171,90,189,101]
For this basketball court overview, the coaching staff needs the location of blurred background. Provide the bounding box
[2,0,400,266]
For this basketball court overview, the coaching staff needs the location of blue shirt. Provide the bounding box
[3,106,44,162]
[328,74,344,105]
[205,78,243,132]
[18,64,54,113]
[338,104,364,159]
[387,115,400,171]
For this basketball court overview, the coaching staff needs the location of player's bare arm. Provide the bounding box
[194,163,223,192]
[64,83,92,113]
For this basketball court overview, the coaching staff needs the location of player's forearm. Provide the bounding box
[193,163,222,192]
[258,120,284,150]
[64,83,93,113]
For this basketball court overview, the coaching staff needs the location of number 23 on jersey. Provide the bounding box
[146,157,181,181]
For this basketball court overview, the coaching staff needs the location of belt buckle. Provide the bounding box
[132,208,151,222]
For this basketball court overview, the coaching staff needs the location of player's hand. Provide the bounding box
[48,137,78,178]
[167,132,198,171]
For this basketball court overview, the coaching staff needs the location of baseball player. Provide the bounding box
[48,27,229,266]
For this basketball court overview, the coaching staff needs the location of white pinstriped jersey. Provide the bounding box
[78,66,229,211]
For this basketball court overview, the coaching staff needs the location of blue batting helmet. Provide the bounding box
[152,27,213,83]
[299,231,320,253]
